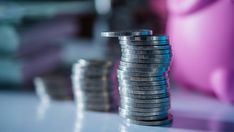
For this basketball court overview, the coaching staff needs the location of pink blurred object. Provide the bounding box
[166,0,234,103]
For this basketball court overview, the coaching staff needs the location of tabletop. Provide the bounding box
[1,88,234,132]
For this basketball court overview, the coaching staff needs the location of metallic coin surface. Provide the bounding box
[119,40,169,46]
[117,69,166,77]
[119,107,169,116]
[118,35,169,41]
[121,49,171,54]
[124,115,173,126]
[101,30,172,126]
[119,91,170,99]
[101,29,153,37]
[120,112,170,121]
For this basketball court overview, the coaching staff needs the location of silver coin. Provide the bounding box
[119,85,169,92]
[119,107,168,116]
[120,112,170,121]
[120,101,170,108]
[120,100,170,108]
[117,71,168,78]
[118,79,168,85]
[120,101,170,109]
[122,49,171,55]
[119,88,168,94]
[118,69,167,75]
[120,58,171,65]
[121,97,170,105]
[124,115,173,126]
[118,35,169,41]
[120,95,169,103]
[118,65,169,73]
[119,61,170,68]
[101,29,153,37]
[117,75,166,82]
[118,65,170,71]
[121,53,172,60]
[119,91,170,99]
[119,82,170,91]
[120,45,171,50]
[119,86,169,92]
[119,79,168,86]
[121,57,171,64]
[118,85,169,92]
[120,104,170,113]
[119,40,169,46]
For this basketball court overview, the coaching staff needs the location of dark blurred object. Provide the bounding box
[0,0,168,91]
[0,1,96,89]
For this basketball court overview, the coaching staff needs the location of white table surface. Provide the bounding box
[1,88,234,132]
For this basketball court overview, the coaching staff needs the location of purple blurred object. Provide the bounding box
[166,0,234,103]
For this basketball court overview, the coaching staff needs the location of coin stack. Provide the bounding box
[34,76,72,101]
[101,30,172,126]
[72,59,116,112]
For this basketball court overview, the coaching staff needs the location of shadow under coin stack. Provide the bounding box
[101,30,173,126]
[72,59,115,112]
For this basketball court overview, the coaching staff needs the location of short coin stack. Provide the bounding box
[34,76,72,101]
[101,30,173,126]
[72,59,115,112]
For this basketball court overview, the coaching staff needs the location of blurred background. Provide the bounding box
[0,0,234,132]
[0,0,167,91]
[0,0,162,87]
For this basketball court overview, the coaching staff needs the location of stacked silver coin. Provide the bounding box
[72,59,115,112]
[101,30,173,126]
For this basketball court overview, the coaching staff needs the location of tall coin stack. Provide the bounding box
[72,59,116,112]
[101,30,173,126]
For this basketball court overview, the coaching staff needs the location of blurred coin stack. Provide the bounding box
[34,76,73,101]
[101,30,173,126]
[72,59,116,112]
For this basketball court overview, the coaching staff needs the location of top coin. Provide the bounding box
[101,29,153,37]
